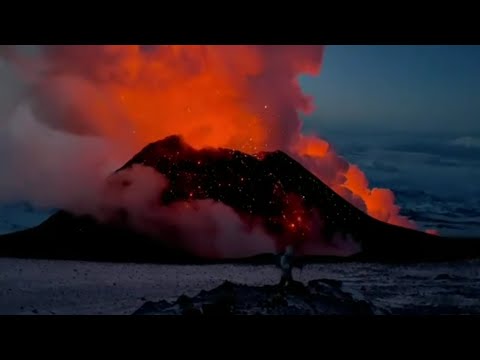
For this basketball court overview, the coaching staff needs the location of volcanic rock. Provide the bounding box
[132,279,385,315]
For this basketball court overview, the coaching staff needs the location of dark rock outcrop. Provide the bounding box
[133,279,386,315]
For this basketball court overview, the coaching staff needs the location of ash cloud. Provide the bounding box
[0,46,135,211]
[0,104,126,210]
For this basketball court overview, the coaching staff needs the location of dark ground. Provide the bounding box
[1,258,479,315]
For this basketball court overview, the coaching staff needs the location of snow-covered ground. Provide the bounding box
[1,257,479,315]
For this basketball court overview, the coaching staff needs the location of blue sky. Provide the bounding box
[300,45,480,135]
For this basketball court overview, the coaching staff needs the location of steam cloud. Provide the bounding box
[89,165,277,259]
[0,45,415,256]
[83,165,356,258]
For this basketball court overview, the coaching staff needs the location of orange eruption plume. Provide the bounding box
[2,45,416,230]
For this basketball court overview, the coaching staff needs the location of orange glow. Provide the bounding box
[344,165,414,228]
[61,45,271,153]
[296,135,330,158]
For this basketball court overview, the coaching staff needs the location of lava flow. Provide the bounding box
[0,45,414,231]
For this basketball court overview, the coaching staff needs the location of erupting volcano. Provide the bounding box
[0,45,412,228]
[1,45,479,264]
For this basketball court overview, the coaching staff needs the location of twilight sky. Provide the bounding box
[300,45,480,135]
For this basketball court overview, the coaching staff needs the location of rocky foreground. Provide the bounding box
[133,279,387,315]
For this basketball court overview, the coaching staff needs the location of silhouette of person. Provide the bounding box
[279,245,295,287]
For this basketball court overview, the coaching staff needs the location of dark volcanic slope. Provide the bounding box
[1,135,480,263]
[119,135,368,239]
